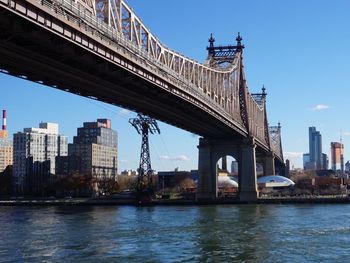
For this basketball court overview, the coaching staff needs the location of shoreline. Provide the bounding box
[1,196,350,206]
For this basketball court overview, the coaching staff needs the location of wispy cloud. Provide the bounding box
[284,152,303,158]
[310,104,330,111]
[159,155,190,161]
[119,109,130,116]
[174,155,190,161]
[344,132,350,136]
[120,159,129,163]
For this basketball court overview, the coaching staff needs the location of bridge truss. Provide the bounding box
[0,0,283,161]
[91,0,282,159]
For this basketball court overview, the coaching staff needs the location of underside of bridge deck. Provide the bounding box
[0,6,249,141]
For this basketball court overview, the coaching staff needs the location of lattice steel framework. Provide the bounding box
[8,0,283,160]
[129,114,160,191]
[92,0,265,141]
[269,123,283,160]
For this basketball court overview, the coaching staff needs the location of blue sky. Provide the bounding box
[1,0,350,171]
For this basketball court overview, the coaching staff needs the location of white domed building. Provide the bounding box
[258,175,295,187]
[217,175,238,197]
[257,175,295,196]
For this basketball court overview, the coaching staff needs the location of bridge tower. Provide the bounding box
[129,114,160,193]
[252,86,276,177]
[197,33,267,202]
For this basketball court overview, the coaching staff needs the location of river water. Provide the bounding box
[0,204,350,262]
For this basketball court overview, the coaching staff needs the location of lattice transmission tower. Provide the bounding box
[129,114,160,192]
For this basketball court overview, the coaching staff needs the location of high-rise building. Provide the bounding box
[345,161,350,173]
[331,142,344,172]
[303,127,328,170]
[62,119,118,180]
[322,153,329,170]
[309,127,322,169]
[0,139,12,173]
[231,160,238,175]
[0,110,12,172]
[13,122,68,193]
[303,153,312,170]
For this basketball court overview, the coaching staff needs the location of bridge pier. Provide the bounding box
[263,153,275,176]
[275,162,287,177]
[238,138,258,202]
[196,137,258,202]
[197,138,217,200]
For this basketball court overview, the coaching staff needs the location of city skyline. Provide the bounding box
[2,0,350,171]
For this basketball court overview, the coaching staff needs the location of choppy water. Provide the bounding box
[1,204,350,262]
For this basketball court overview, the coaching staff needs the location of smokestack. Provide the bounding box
[2,110,6,130]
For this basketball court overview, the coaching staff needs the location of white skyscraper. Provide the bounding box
[13,122,68,194]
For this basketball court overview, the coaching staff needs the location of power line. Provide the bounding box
[83,97,133,120]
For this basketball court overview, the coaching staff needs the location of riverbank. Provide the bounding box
[1,195,350,206]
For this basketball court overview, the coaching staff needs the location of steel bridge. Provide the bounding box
[0,0,285,201]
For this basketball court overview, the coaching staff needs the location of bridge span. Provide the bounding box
[0,0,285,201]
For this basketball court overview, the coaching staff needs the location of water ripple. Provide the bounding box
[1,204,350,262]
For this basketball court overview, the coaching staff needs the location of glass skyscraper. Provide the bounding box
[309,127,323,170]
[304,127,327,170]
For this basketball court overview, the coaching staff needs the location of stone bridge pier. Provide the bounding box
[196,137,276,202]
[261,153,275,176]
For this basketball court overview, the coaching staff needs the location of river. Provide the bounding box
[0,204,349,262]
